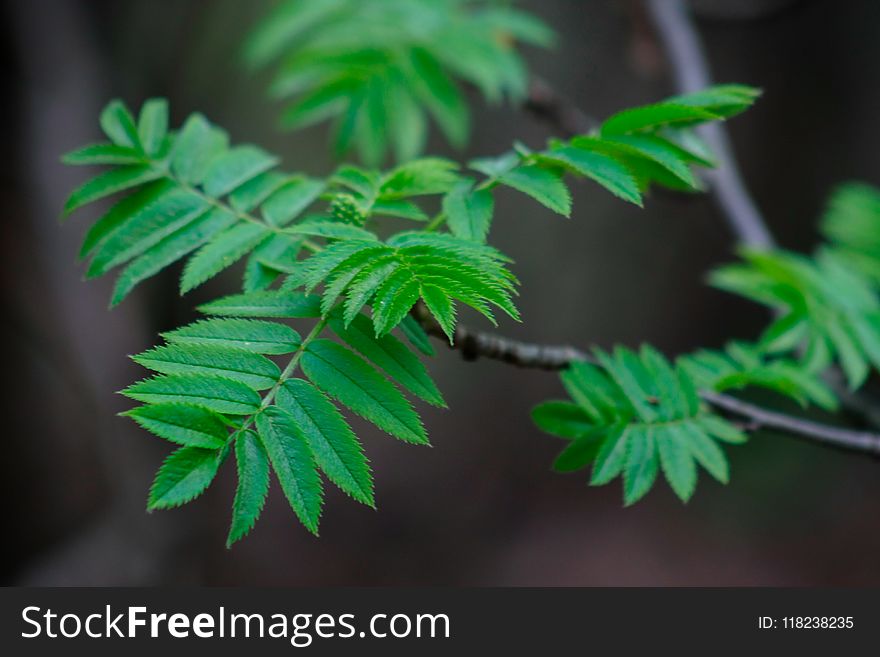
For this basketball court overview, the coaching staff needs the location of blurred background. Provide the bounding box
[3,0,880,586]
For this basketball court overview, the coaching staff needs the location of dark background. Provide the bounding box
[3,0,880,586]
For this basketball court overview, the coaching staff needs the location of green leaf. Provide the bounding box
[287,220,378,242]
[78,182,172,259]
[697,415,748,445]
[171,114,229,186]
[301,339,428,444]
[601,102,719,135]
[110,206,238,305]
[681,342,838,412]
[399,315,435,356]
[255,406,323,534]
[198,291,322,318]
[371,273,421,337]
[163,318,301,354]
[329,314,445,407]
[123,374,261,415]
[124,403,228,449]
[340,260,400,325]
[539,146,642,206]
[561,361,626,424]
[148,446,222,510]
[203,146,279,198]
[387,80,427,163]
[380,158,460,199]
[591,425,629,486]
[656,425,697,502]
[826,317,868,389]
[552,431,602,473]
[63,143,146,166]
[229,171,287,213]
[685,424,729,483]
[640,344,689,420]
[498,164,571,216]
[244,0,344,67]
[668,84,761,119]
[596,349,658,423]
[100,99,141,149]
[420,284,456,343]
[244,234,303,291]
[63,166,163,216]
[408,47,469,148]
[623,427,659,506]
[280,80,352,130]
[137,98,169,157]
[132,344,280,390]
[181,223,271,293]
[227,430,271,547]
[821,182,880,284]
[277,379,374,506]
[302,240,385,292]
[531,401,595,439]
[443,179,495,242]
[86,189,210,276]
[371,199,429,221]
[603,135,697,189]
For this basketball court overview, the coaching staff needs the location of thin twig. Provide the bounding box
[701,391,880,456]
[522,76,598,137]
[413,305,880,457]
[644,0,775,249]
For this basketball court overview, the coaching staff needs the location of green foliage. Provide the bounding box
[680,341,838,411]
[443,84,760,243]
[120,289,443,542]
[64,92,752,316]
[148,446,225,510]
[228,430,270,546]
[711,248,880,389]
[532,346,746,504]
[297,231,519,341]
[301,339,428,444]
[245,0,553,164]
[277,379,374,506]
[64,101,315,306]
[61,83,762,540]
[821,182,880,284]
[64,100,519,328]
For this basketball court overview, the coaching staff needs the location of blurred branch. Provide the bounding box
[644,0,776,249]
[413,305,880,457]
[522,76,598,137]
[645,0,880,430]
[701,391,880,456]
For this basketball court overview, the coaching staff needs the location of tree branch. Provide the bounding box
[413,305,880,457]
[522,76,598,138]
[700,391,880,456]
[644,0,776,249]
[644,0,880,432]
[503,4,880,456]
[413,302,588,370]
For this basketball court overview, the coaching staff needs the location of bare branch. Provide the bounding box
[413,302,588,369]
[522,76,598,138]
[644,0,775,249]
[414,307,880,457]
[701,390,880,457]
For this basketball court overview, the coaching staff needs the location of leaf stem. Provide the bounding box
[229,316,329,441]
[424,213,447,232]
[154,164,290,237]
